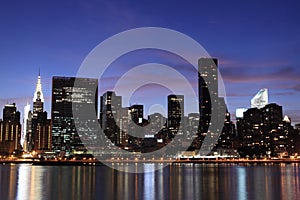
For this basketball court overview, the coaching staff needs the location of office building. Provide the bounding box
[167,94,184,137]
[198,58,218,133]
[51,76,98,155]
[22,103,31,151]
[0,103,22,154]
[237,103,295,157]
[100,91,121,144]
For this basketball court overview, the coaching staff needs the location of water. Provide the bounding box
[0,163,300,200]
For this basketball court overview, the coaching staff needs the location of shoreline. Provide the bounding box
[1,159,300,166]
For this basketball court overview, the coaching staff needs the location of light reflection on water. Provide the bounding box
[0,163,299,200]
[237,167,246,200]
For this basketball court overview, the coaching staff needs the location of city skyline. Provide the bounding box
[0,62,298,125]
[1,2,300,200]
[0,1,300,124]
[0,56,297,156]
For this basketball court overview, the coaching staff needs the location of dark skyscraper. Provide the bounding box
[128,104,147,141]
[237,103,295,157]
[216,111,235,149]
[196,58,229,154]
[129,104,144,124]
[167,94,184,137]
[51,76,98,155]
[0,103,22,154]
[100,91,122,144]
[198,58,218,133]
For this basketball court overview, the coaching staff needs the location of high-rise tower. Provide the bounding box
[33,70,44,116]
[26,71,51,152]
[51,76,98,155]
[100,91,122,144]
[198,58,218,133]
[0,103,22,154]
[167,94,184,137]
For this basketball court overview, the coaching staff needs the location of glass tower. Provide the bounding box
[51,76,98,155]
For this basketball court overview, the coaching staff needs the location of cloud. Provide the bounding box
[292,84,300,92]
[221,65,300,83]
[219,58,290,69]
[226,93,254,97]
[271,92,296,96]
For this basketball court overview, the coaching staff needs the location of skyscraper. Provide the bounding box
[25,72,51,152]
[128,104,147,140]
[33,71,44,116]
[51,76,98,155]
[129,104,144,124]
[0,103,22,154]
[197,58,229,155]
[237,103,295,157]
[167,94,184,137]
[251,88,268,109]
[100,91,121,144]
[198,58,218,133]
[22,103,30,151]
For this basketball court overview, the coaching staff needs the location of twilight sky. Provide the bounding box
[0,0,299,124]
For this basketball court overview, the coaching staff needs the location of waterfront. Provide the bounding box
[0,163,300,200]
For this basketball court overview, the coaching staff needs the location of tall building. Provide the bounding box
[167,94,184,137]
[31,112,51,151]
[26,72,52,152]
[295,124,300,154]
[22,103,30,151]
[33,71,44,116]
[128,104,148,142]
[115,107,129,145]
[129,104,144,124]
[251,88,268,109]
[100,91,122,144]
[216,111,235,149]
[197,58,228,154]
[198,58,218,133]
[237,103,295,157]
[261,104,295,156]
[187,113,200,136]
[51,76,98,155]
[0,103,22,154]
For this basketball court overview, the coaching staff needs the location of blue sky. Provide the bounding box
[0,0,299,123]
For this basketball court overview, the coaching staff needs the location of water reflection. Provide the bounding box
[236,166,247,200]
[17,164,32,200]
[144,164,155,200]
[0,163,299,200]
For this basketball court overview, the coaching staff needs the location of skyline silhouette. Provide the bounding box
[0,1,299,123]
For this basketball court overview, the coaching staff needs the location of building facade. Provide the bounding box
[237,103,295,157]
[100,91,122,144]
[167,94,184,137]
[26,72,51,152]
[0,103,22,154]
[198,58,218,133]
[51,76,98,155]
